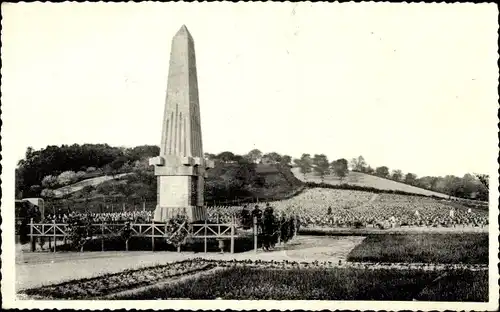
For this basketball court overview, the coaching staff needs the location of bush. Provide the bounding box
[353,220,365,228]
[57,171,77,186]
[41,188,55,199]
[75,171,87,180]
[41,175,59,189]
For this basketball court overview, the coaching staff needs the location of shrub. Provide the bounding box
[57,171,77,186]
[75,171,87,180]
[41,175,59,189]
[353,221,365,228]
[41,188,55,199]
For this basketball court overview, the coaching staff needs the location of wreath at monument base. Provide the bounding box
[120,222,133,241]
[67,216,94,251]
[164,214,190,247]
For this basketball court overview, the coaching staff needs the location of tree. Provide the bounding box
[391,170,403,181]
[331,158,349,182]
[41,175,58,189]
[474,173,489,201]
[110,157,127,176]
[75,171,86,180]
[280,155,292,166]
[57,171,77,186]
[350,156,367,172]
[216,151,236,163]
[312,154,330,183]
[404,173,417,185]
[365,166,375,174]
[375,166,389,178]
[29,184,42,196]
[232,155,248,164]
[40,188,55,199]
[81,185,95,195]
[245,149,262,164]
[262,152,282,164]
[204,153,217,160]
[475,173,489,189]
[294,154,313,180]
[460,173,478,199]
[15,168,24,199]
[417,176,439,190]
[133,159,149,172]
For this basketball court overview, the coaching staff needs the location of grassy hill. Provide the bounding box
[291,167,453,199]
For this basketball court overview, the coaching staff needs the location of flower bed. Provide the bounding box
[21,260,216,299]
[115,265,488,301]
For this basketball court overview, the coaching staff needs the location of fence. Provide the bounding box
[28,216,298,254]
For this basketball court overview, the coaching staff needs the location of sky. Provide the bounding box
[1,2,498,178]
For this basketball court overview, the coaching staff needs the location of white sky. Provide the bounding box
[1,3,498,177]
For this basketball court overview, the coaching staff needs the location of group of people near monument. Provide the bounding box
[239,203,299,251]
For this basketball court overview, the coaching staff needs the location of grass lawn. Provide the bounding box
[347,233,488,264]
[115,266,488,301]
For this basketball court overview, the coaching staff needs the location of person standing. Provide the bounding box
[263,203,276,250]
[240,204,251,229]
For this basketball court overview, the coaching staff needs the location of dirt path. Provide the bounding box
[52,173,131,197]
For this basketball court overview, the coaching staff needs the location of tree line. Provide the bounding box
[294,154,488,201]
[16,146,300,203]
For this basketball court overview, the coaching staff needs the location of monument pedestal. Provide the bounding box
[153,206,206,223]
[153,172,207,222]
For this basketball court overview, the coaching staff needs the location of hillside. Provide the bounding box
[44,163,304,212]
[291,167,453,199]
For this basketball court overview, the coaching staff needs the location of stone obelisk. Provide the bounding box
[149,25,214,223]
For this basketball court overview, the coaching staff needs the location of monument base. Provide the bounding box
[153,205,206,223]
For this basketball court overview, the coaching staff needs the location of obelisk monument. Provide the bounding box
[149,25,214,223]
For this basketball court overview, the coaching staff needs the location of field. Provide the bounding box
[19,258,488,301]
[291,168,452,199]
[347,233,489,264]
[115,266,488,301]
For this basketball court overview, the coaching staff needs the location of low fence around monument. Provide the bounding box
[27,216,298,254]
[28,217,238,253]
